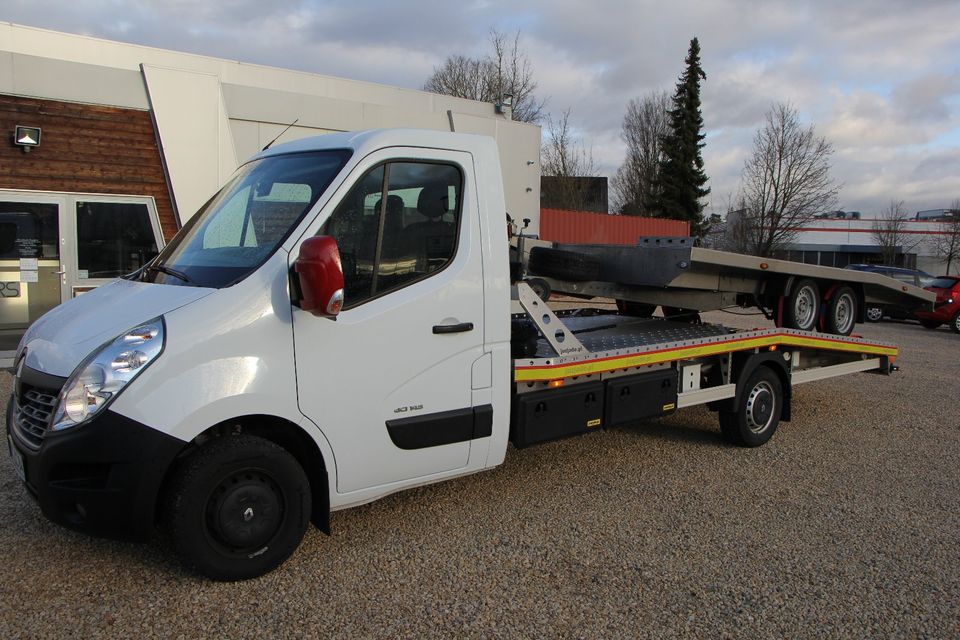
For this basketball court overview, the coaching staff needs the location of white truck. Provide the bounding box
[6,129,915,580]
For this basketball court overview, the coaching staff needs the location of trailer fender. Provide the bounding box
[714,352,793,422]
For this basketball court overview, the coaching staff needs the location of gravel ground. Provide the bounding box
[1,311,958,638]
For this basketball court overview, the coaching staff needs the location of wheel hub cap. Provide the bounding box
[795,288,817,328]
[746,382,775,434]
[207,472,283,551]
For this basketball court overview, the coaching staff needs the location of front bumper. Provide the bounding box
[6,397,185,541]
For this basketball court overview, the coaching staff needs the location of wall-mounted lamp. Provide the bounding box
[14,125,41,152]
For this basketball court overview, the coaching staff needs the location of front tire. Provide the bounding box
[719,366,783,447]
[865,305,883,323]
[164,435,311,581]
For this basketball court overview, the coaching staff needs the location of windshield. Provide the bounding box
[928,277,959,289]
[143,149,351,288]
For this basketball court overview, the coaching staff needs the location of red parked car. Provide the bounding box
[915,275,960,333]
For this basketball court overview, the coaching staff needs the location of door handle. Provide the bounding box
[53,269,66,275]
[432,322,474,334]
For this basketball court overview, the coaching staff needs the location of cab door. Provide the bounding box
[291,149,487,494]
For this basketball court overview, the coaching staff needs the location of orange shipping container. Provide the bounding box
[539,208,690,245]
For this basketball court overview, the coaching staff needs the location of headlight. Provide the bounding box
[51,318,165,431]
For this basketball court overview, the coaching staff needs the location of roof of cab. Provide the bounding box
[253,128,495,161]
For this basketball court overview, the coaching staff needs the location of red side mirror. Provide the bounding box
[295,236,345,317]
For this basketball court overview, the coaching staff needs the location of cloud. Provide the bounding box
[3,0,960,212]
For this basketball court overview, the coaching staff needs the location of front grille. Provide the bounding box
[14,388,58,449]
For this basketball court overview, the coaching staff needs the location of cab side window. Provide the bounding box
[323,162,462,308]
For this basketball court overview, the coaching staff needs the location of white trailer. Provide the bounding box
[523,238,935,336]
[5,129,906,581]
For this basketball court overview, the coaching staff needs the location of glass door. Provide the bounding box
[0,196,66,351]
[70,198,162,295]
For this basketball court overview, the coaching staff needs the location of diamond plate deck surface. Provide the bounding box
[534,315,731,358]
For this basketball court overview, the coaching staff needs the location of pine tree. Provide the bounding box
[655,37,710,236]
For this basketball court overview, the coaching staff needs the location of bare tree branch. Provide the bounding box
[933,199,960,273]
[423,28,545,123]
[734,103,839,257]
[540,108,597,210]
[611,91,670,215]
[872,200,918,265]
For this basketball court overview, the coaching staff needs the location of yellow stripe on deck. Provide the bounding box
[514,333,896,382]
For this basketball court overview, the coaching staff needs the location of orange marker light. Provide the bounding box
[548,379,564,388]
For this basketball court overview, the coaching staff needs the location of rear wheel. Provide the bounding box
[784,279,820,331]
[164,435,311,581]
[719,366,783,447]
[952,311,960,334]
[919,318,942,330]
[865,305,883,323]
[825,285,857,335]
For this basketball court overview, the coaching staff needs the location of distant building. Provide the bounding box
[915,209,958,221]
[723,212,956,274]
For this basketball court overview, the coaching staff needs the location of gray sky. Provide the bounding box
[4,0,960,215]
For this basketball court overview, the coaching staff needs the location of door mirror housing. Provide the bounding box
[295,235,344,317]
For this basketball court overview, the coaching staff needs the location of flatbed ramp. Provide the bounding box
[508,282,898,448]
[514,317,896,382]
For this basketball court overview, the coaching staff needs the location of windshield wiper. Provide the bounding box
[146,264,192,283]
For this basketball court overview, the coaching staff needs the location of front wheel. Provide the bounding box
[952,311,960,334]
[719,366,783,447]
[164,435,311,581]
[865,305,883,323]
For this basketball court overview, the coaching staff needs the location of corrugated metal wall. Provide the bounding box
[539,208,690,245]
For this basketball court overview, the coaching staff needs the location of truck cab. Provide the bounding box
[7,130,512,580]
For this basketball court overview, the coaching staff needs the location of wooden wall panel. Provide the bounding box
[0,95,178,241]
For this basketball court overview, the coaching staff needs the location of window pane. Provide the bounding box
[0,202,59,260]
[377,163,461,294]
[76,202,159,278]
[323,166,385,306]
[156,150,351,288]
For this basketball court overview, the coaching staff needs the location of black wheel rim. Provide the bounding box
[205,469,285,554]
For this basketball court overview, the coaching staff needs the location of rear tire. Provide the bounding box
[784,279,820,331]
[825,285,857,335]
[164,435,311,581]
[952,311,960,334]
[528,247,601,281]
[719,366,783,447]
